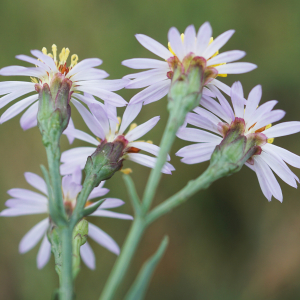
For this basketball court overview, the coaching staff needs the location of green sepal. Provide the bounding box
[124,236,169,300]
[80,198,106,218]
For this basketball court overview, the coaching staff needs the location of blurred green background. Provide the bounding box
[0,0,300,299]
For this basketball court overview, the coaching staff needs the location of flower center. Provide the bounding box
[167,35,227,78]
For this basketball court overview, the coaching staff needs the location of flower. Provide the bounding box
[60,95,175,175]
[0,44,128,130]
[122,23,256,105]
[0,169,133,270]
[176,81,300,202]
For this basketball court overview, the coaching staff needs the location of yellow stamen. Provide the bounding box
[52,44,57,62]
[116,116,122,132]
[30,77,38,83]
[146,140,153,144]
[129,123,137,131]
[71,54,78,67]
[42,47,47,55]
[265,124,274,143]
[121,168,133,175]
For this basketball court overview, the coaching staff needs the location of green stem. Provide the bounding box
[59,226,74,300]
[46,145,67,225]
[99,218,146,300]
[146,162,227,225]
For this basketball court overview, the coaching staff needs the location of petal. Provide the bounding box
[252,110,286,131]
[119,103,143,135]
[125,71,168,89]
[68,58,103,76]
[262,122,300,138]
[0,88,35,109]
[176,127,222,143]
[230,82,245,118]
[87,187,110,200]
[0,207,48,216]
[122,58,168,69]
[215,62,257,74]
[71,69,109,81]
[176,142,217,158]
[125,116,160,142]
[135,34,172,59]
[63,128,99,146]
[99,198,125,209]
[184,25,196,53]
[196,22,212,56]
[19,218,49,253]
[90,210,133,220]
[168,27,185,60]
[88,103,110,136]
[37,235,51,269]
[8,188,48,202]
[77,79,129,92]
[24,172,48,195]
[203,30,235,59]
[208,79,231,96]
[128,141,170,160]
[181,152,213,164]
[88,223,120,255]
[16,54,51,71]
[244,85,262,123]
[80,242,96,270]
[30,50,57,70]
[207,50,246,66]
[20,101,38,130]
[71,99,105,139]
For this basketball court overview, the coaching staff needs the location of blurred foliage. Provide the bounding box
[0,0,300,299]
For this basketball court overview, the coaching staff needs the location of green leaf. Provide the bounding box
[124,236,169,300]
[123,175,141,215]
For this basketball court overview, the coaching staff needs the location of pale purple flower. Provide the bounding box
[61,95,175,175]
[0,44,128,130]
[176,81,300,202]
[0,168,133,270]
[122,23,256,105]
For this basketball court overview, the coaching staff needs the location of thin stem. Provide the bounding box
[59,226,74,300]
[99,218,145,300]
[46,145,67,225]
[146,163,226,225]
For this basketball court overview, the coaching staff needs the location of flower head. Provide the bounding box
[0,168,133,270]
[122,23,256,105]
[61,96,175,175]
[176,81,300,202]
[0,44,128,130]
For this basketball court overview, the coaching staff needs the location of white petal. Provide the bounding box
[122,58,168,69]
[71,69,109,81]
[129,80,170,105]
[76,86,127,107]
[215,62,257,74]
[0,88,35,109]
[88,103,110,136]
[168,27,185,60]
[91,210,133,220]
[184,25,196,53]
[186,111,220,135]
[0,81,35,95]
[20,101,38,130]
[262,122,300,138]
[8,188,48,202]
[176,142,217,158]
[129,141,170,160]
[0,66,46,77]
[125,116,160,142]
[19,218,49,253]
[87,187,110,200]
[24,172,48,195]
[207,50,246,66]
[263,143,300,169]
[253,159,272,201]
[119,103,143,135]
[31,50,57,70]
[177,127,222,143]
[80,242,96,270]
[99,198,124,209]
[77,79,129,92]
[244,85,262,123]
[252,110,285,131]
[203,30,235,59]
[125,153,174,174]
[0,207,48,216]
[135,34,172,60]
[126,71,167,89]
[63,128,99,146]
[16,54,51,71]
[88,223,120,255]
[37,235,51,269]
[208,79,231,96]
[71,99,105,139]
[196,22,212,56]
[68,58,103,76]
[0,95,38,124]
[230,82,244,118]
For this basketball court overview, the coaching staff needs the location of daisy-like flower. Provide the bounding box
[122,23,256,105]
[61,95,175,175]
[176,81,300,202]
[0,44,128,130]
[0,169,133,270]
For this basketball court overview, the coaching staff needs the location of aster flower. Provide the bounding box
[0,45,128,130]
[122,22,256,105]
[0,169,133,270]
[60,95,175,175]
[176,81,300,202]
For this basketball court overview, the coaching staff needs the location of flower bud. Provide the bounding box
[210,118,264,175]
[36,73,72,143]
[84,139,126,187]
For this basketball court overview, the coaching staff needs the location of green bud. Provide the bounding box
[84,140,125,187]
[210,118,262,176]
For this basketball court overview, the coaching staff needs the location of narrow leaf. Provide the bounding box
[123,175,141,215]
[80,198,106,218]
[125,236,169,300]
